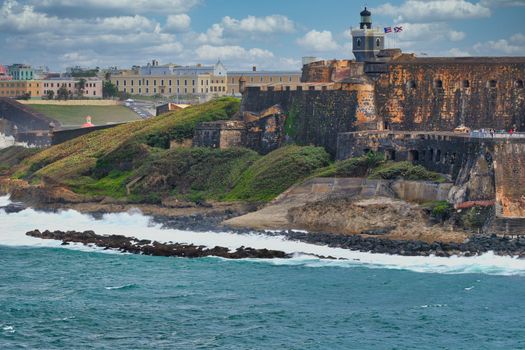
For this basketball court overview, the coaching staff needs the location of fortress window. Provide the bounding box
[488,80,497,88]
[407,80,417,89]
[376,38,381,47]
[462,80,470,88]
[297,86,303,91]
[309,86,316,91]
[434,80,443,89]
[517,80,524,88]
[356,38,361,47]
[435,150,441,162]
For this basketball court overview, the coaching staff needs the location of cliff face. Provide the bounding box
[493,142,525,217]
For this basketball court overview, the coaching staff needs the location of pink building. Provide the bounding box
[41,77,103,98]
[0,65,12,80]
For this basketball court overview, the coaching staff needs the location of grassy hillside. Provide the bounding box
[225,145,331,202]
[28,104,141,127]
[15,98,241,187]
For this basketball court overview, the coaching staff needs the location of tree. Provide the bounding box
[103,81,118,98]
[46,90,54,100]
[56,86,69,100]
[76,78,86,98]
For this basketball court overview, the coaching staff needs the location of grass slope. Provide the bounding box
[15,98,241,187]
[28,104,141,127]
[225,145,331,202]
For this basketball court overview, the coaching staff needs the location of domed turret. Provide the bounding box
[360,7,372,29]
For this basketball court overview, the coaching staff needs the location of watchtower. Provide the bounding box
[352,7,385,62]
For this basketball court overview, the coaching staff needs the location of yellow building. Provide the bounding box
[110,61,228,99]
[227,67,302,95]
[0,80,42,98]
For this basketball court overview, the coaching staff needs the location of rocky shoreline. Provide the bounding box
[26,229,291,259]
[5,195,525,259]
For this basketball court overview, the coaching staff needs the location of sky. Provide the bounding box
[0,0,524,71]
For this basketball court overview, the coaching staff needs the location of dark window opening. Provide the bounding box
[408,80,417,89]
[462,80,470,88]
[408,150,419,162]
[356,38,361,48]
[385,149,396,161]
[443,152,449,164]
[376,38,381,47]
[517,80,524,89]
[434,80,443,89]
[428,149,434,161]
[322,86,327,91]
[435,150,441,162]
[488,80,497,88]
[297,86,303,91]
[309,86,316,91]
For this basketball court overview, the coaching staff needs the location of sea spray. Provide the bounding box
[2,196,525,275]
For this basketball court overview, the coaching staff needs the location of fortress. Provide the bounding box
[195,8,525,229]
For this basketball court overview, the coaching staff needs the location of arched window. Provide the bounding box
[434,79,443,89]
[356,38,361,48]
[462,80,470,88]
[517,80,524,89]
[376,38,381,47]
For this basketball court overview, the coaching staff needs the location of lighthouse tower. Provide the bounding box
[351,7,385,62]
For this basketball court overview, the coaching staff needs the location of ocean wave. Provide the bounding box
[104,284,138,291]
[2,196,525,276]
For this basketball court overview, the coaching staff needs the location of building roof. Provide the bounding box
[228,70,301,76]
[360,7,371,16]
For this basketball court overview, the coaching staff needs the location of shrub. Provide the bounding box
[225,145,331,202]
[316,152,384,178]
[369,161,446,182]
[423,200,453,221]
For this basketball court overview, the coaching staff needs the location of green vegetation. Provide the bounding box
[423,200,454,221]
[14,98,241,199]
[461,206,492,230]
[131,147,260,201]
[28,104,141,127]
[0,146,40,176]
[102,81,118,98]
[315,152,385,178]
[369,161,447,182]
[225,145,331,202]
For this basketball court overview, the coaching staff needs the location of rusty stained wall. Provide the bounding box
[301,60,357,83]
[493,141,525,217]
[375,62,525,131]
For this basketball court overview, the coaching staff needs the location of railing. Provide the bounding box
[469,131,525,139]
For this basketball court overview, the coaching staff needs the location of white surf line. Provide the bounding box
[1,196,525,275]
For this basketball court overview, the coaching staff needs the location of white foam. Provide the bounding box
[1,195,525,276]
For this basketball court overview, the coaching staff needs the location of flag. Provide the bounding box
[384,27,392,33]
[394,26,403,33]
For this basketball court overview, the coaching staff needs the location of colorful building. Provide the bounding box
[110,61,228,99]
[41,78,103,98]
[0,80,41,98]
[0,65,12,81]
[8,64,34,81]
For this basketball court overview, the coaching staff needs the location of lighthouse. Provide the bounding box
[351,7,385,62]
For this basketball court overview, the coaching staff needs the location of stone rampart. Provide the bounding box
[0,98,56,132]
[241,87,360,155]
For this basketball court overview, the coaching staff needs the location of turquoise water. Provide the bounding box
[1,245,525,349]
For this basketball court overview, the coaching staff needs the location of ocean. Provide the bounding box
[1,195,525,349]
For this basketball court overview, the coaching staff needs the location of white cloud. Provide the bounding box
[448,30,466,41]
[165,14,191,32]
[32,0,201,15]
[448,47,471,56]
[375,0,491,22]
[387,22,466,43]
[297,30,339,52]
[195,45,274,61]
[480,0,525,7]
[473,32,525,55]
[196,14,295,45]
[221,15,295,34]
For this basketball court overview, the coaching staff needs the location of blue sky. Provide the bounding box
[0,0,524,71]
